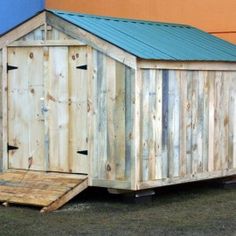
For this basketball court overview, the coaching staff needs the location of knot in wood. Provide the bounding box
[106,164,111,172]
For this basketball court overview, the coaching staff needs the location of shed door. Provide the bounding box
[7,46,88,174]
[8,47,45,170]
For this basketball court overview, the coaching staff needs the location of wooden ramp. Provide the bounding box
[0,170,88,213]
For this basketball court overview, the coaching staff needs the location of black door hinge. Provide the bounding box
[7,64,18,73]
[77,150,88,155]
[7,143,19,152]
[76,65,87,70]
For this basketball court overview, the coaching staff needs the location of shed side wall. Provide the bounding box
[138,69,236,188]
[89,49,134,189]
[0,49,2,171]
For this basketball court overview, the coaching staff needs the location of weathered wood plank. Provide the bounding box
[114,62,126,180]
[202,71,209,172]
[130,67,138,190]
[228,73,236,169]
[124,66,133,181]
[96,52,107,179]
[214,72,223,171]
[49,26,74,41]
[155,70,163,180]
[208,72,215,172]
[172,71,180,177]
[43,47,50,171]
[138,168,236,190]
[19,27,44,41]
[0,49,2,171]
[179,71,187,176]
[141,70,150,181]
[48,47,69,172]
[2,48,8,171]
[148,70,157,180]
[27,48,45,170]
[138,60,236,71]
[87,46,93,185]
[191,71,204,175]
[9,40,86,47]
[8,48,45,170]
[41,178,88,213]
[167,70,180,178]
[106,57,117,180]
[0,170,88,210]
[89,50,99,180]
[68,46,88,173]
[162,70,169,178]
[186,71,193,175]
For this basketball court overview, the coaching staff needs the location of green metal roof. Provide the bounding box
[50,10,236,61]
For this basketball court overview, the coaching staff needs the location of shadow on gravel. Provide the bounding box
[0,178,236,236]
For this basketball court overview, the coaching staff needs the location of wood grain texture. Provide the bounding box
[8,47,45,170]
[138,60,236,71]
[89,50,133,188]
[68,46,88,173]
[138,69,236,189]
[2,48,8,171]
[0,170,88,212]
[0,50,2,171]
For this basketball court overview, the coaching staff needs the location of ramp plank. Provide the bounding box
[0,170,88,212]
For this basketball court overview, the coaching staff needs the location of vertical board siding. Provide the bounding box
[229,73,236,169]
[48,47,69,172]
[0,50,2,171]
[168,70,180,178]
[186,71,193,175]
[179,71,187,176]
[68,46,88,173]
[96,51,107,179]
[202,71,209,172]
[139,69,236,183]
[48,27,74,41]
[4,45,89,174]
[125,67,132,180]
[140,69,164,181]
[91,50,133,183]
[46,46,88,173]
[114,62,126,180]
[8,47,45,170]
[18,27,45,41]
[162,70,169,178]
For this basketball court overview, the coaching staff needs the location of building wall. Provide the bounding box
[46,0,236,44]
[0,0,44,35]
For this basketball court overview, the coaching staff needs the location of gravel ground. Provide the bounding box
[0,179,236,236]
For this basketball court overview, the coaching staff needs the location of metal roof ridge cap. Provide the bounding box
[49,9,193,28]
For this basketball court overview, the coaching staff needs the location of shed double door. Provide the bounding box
[7,46,88,174]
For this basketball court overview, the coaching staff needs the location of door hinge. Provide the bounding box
[7,63,18,73]
[76,65,87,70]
[7,143,19,152]
[77,150,88,155]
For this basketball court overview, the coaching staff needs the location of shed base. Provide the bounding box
[0,170,88,213]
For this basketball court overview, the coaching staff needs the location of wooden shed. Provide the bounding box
[0,10,236,211]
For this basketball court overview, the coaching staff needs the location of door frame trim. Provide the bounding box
[2,47,8,171]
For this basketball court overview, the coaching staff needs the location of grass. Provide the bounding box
[0,180,236,236]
